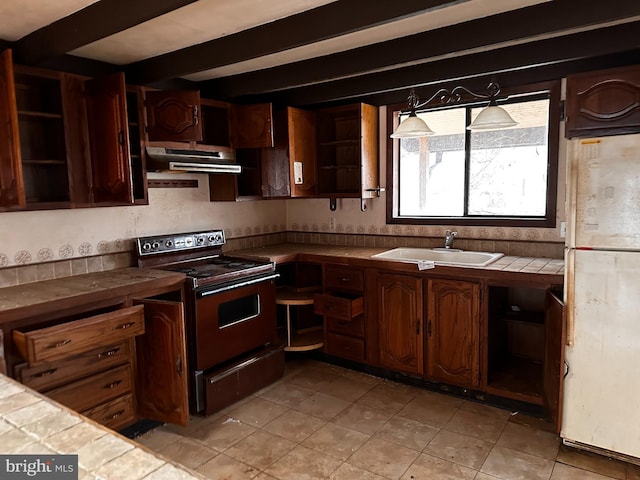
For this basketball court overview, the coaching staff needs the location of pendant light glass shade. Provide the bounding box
[390,112,434,138]
[467,104,518,131]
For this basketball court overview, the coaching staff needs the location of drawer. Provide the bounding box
[13,305,144,365]
[314,294,363,320]
[15,341,133,392]
[325,332,366,362]
[83,394,135,431]
[325,266,364,292]
[325,316,365,338]
[45,364,133,412]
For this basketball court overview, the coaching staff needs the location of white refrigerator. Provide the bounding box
[563,133,640,461]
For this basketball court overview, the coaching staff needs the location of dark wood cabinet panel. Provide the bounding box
[288,106,317,197]
[0,49,24,207]
[426,279,480,388]
[566,65,640,138]
[378,273,423,375]
[231,103,274,149]
[85,72,133,204]
[134,298,189,427]
[145,90,202,142]
[544,289,565,433]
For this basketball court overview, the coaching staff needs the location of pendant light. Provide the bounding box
[391,81,518,138]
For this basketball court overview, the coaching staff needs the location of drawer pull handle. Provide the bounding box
[48,339,71,349]
[97,348,120,358]
[339,277,350,283]
[114,322,136,330]
[35,368,57,378]
[105,409,124,421]
[104,380,122,389]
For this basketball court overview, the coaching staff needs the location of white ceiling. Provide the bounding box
[1,0,552,82]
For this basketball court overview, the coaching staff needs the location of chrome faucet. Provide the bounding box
[444,230,457,249]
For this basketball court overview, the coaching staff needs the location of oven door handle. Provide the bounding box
[197,273,280,297]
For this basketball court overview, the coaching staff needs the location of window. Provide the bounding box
[387,81,560,227]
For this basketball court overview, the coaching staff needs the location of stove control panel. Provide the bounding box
[137,230,225,255]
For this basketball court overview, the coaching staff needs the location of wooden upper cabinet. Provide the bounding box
[85,72,133,204]
[288,107,317,197]
[231,103,274,148]
[566,65,640,138]
[316,103,379,207]
[145,90,202,142]
[134,298,189,426]
[0,49,25,207]
[378,273,423,375]
[426,279,480,389]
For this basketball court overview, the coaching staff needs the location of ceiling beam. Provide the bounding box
[246,21,640,107]
[201,0,640,100]
[126,0,465,85]
[12,0,198,66]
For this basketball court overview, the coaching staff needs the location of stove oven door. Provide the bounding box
[194,274,278,370]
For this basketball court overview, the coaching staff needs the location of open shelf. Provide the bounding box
[486,355,544,404]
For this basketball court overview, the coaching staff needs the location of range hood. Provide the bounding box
[145,146,241,174]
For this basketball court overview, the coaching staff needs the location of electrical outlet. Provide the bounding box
[560,221,566,238]
[329,217,336,231]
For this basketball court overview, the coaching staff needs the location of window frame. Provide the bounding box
[385,80,561,227]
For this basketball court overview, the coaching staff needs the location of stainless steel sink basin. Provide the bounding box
[371,247,504,267]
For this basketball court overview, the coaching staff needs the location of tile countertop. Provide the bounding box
[0,373,205,480]
[228,243,565,277]
[0,268,185,317]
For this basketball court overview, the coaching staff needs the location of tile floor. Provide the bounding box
[136,358,640,480]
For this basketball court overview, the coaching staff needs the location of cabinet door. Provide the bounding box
[85,72,133,204]
[360,103,380,199]
[427,279,480,388]
[231,103,274,148]
[288,107,317,197]
[378,273,423,375]
[544,289,565,433]
[145,90,202,142]
[134,299,189,426]
[566,65,640,138]
[0,49,25,207]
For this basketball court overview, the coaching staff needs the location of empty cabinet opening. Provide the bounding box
[487,285,546,403]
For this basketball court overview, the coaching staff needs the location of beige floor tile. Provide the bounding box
[196,453,259,480]
[550,462,618,479]
[400,452,477,480]
[348,437,420,479]
[375,416,439,451]
[509,412,556,433]
[262,409,326,442]
[258,382,315,408]
[356,381,417,415]
[295,392,350,420]
[425,429,493,469]
[329,462,387,480]
[481,445,555,480]
[302,422,369,460]
[556,447,627,479]
[340,369,382,387]
[253,473,279,480]
[94,448,165,480]
[225,430,295,470]
[286,367,340,391]
[321,375,375,402]
[136,428,184,451]
[497,422,560,460]
[474,473,501,479]
[191,416,256,452]
[227,397,290,427]
[445,408,508,443]
[397,395,459,428]
[460,401,512,420]
[264,444,342,480]
[331,403,391,435]
[158,436,218,469]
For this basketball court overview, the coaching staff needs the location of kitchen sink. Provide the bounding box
[371,247,504,267]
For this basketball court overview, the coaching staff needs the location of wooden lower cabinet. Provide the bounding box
[10,290,189,430]
[426,279,480,389]
[377,273,423,375]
